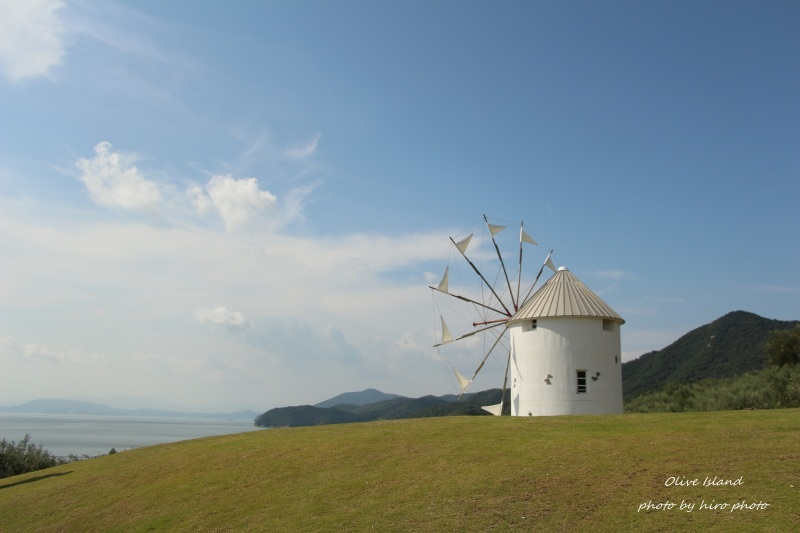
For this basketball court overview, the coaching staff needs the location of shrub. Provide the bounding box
[0,434,68,479]
[625,365,800,413]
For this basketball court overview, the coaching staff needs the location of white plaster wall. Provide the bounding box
[509,317,623,416]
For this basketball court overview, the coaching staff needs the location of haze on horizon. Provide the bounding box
[1,1,797,412]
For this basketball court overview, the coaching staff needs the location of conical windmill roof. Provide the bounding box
[511,267,625,324]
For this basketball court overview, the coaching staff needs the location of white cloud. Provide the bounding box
[195,307,247,328]
[277,180,319,226]
[187,185,213,216]
[393,331,426,352]
[204,175,277,231]
[0,0,65,81]
[284,133,321,160]
[0,202,453,409]
[76,142,162,210]
[0,336,108,366]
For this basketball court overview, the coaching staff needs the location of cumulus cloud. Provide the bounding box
[187,184,214,216]
[195,307,247,328]
[198,175,277,231]
[76,141,162,210]
[0,0,65,81]
[284,132,321,160]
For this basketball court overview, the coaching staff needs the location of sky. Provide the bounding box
[1,0,798,412]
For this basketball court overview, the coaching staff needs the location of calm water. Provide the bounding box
[0,413,264,458]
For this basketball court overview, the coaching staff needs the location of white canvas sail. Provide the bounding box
[544,252,557,273]
[454,233,473,254]
[487,223,505,236]
[453,367,471,392]
[481,403,503,416]
[437,266,449,293]
[440,316,453,344]
[520,229,538,245]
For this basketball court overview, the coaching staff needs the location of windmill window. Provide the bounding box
[576,370,587,394]
[531,320,537,330]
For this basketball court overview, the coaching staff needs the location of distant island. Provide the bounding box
[255,388,504,427]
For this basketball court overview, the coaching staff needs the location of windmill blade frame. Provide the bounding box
[431,216,551,412]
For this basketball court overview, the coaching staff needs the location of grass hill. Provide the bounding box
[622,311,799,401]
[1,410,797,530]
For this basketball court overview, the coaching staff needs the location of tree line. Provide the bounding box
[0,434,72,479]
[626,326,800,413]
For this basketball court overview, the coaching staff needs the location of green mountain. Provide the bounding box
[314,388,401,408]
[622,310,799,401]
[254,405,361,427]
[254,390,511,427]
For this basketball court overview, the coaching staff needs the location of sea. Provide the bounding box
[0,413,264,459]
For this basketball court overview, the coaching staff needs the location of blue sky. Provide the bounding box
[1,0,798,411]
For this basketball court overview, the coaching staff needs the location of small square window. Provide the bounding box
[603,319,614,331]
[577,370,587,393]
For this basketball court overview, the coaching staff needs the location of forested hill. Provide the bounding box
[314,388,400,408]
[622,310,799,401]
[254,390,509,427]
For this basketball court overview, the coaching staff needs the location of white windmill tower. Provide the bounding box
[507,266,624,416]
[431,216,624,416]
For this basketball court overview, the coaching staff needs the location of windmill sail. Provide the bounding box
[450,233,512,317]
[520,250,555,306]
[440,316,453,344]
[435,322,507,348]
[436,266,449,293]
[521,229,537,245]
[487,223,505,236]
[454,234,473,254]
[453,368,471,392]
[485,214,516,311]
[517,225,537,306]
[544,251,557,273]
[481,403,503,416]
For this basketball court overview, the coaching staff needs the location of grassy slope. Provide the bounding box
[1,410,798,531]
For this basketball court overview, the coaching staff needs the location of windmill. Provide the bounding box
[431,215,625,416]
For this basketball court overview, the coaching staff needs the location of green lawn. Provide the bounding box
[1,409,798,531]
